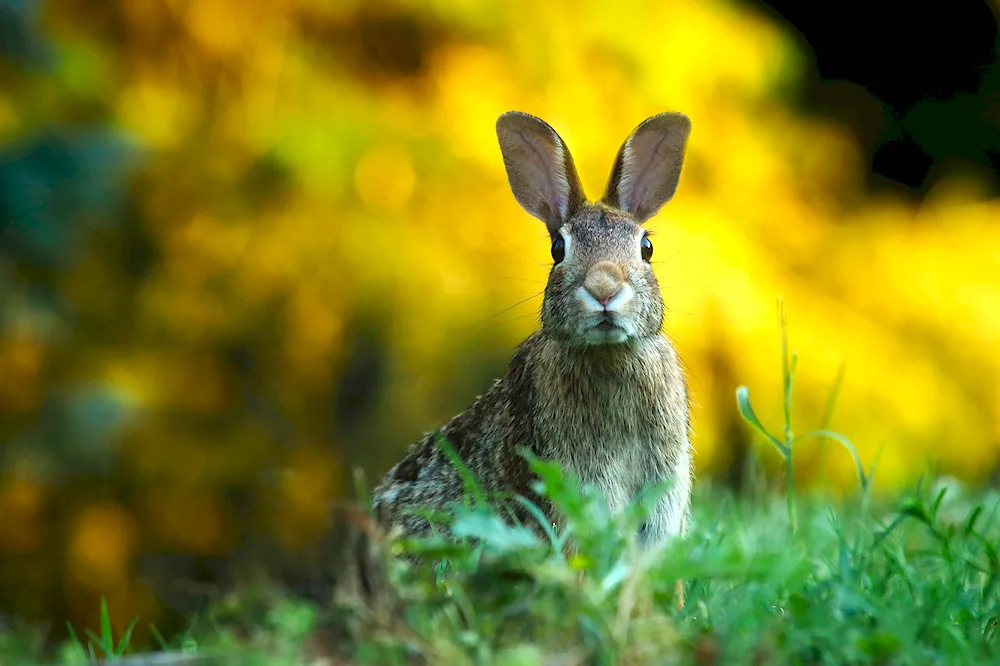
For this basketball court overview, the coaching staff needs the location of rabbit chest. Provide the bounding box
[532,335,691,517]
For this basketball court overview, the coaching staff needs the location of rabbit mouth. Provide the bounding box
[580,316,631,345]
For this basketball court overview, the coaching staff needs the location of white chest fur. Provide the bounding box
[570,434,662,514]
[532,334,691,544]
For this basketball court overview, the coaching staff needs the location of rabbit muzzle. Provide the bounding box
[576,260,637,344]
[581,261,627,306]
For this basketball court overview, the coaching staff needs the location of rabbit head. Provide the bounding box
[496,112,691,347]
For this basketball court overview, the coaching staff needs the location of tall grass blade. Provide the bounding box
[735,386,786,456]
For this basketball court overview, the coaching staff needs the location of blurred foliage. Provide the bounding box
[0,0,998,646]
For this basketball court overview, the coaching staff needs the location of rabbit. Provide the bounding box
[371,110,694,556]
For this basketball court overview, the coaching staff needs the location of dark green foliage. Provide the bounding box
[3,463,992,665]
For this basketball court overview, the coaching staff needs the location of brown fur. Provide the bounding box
[371,111,694,554]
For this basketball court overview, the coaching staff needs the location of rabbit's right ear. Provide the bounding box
[496,112,587,235]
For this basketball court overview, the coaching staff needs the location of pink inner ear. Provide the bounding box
[517,130,562,214]
[622,131,673,216]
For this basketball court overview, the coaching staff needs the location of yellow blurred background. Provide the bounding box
[1,0,998,644]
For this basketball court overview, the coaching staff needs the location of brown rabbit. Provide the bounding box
[371,111,694,554]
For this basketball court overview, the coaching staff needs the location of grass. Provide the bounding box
[3,308,999,665]
[4,477,999,665]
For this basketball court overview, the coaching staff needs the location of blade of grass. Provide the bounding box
[100,598,112,654]
[65,622,87,661]
[778,299,794,447]
[735,386,786,456]
[115,617,138,657]
[435,431,487,506]
[817,360,847,487]
[513,494,563,555]
[149,624,169,652]
[794,429,869,492]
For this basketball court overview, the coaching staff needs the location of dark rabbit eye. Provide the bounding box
[641,235,653,262]
[551,237,566,264]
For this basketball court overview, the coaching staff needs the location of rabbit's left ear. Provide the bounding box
[602,112,691,223]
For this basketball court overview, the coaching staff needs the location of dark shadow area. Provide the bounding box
[741,0,1000,198]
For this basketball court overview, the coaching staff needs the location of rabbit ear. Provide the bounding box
[496,111,587,234]
[602,112,691,223]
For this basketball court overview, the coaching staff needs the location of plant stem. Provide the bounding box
[778,299,798,534]
[785,455,797,534]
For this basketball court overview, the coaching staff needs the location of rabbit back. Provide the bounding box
[371,336,550,538]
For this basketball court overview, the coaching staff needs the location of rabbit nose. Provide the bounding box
[584,261,626,306]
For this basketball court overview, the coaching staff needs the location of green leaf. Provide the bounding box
[821,360,847,431]
[404,505,454,529]
[794,428,868,491]
[494,645,546,666]
[778,299,795,430]
[114,616,138,656]
[100,598,112,653]
[968,531,999,599]
[599,559,632,593]
[872,512,909,549]
[452,509,541,554]
[513,494,563,552]
[735,386,786,457]
[65,622,87,660]
[84,629,104,655]
[149,624,169,651]
[964,505,983,536]
[632,476,675,513]
[393,539,469,560]
[435,431,487,506]
[521,450,565,492]
[931,486,948,519]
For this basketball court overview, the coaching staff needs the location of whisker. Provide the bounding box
[497,232,552,269]
[664,307,737,325]
[660,277,717,290]
[662,331,704,392]
[484,311,543,330]
[651,246,686,266]
[665,308,710,320]
[494,276,547,285]
[466,291,545,329]
[490,287,545,296]
[651,261,698,274]
[492,290,549,296]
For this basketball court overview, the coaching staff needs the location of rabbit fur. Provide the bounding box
[371,110,694,551]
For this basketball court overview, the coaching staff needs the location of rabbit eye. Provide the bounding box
[551,237,566,264]
[641,235,653,262]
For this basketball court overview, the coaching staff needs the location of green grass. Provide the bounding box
[4,476,999,665]
[3,308,999,665]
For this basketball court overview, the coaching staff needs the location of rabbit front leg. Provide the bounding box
[636,462,691,610]
[637,478,690,548]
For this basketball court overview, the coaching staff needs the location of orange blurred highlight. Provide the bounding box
[0,478,46,553]
[67,504,138,590]
[0,333,44,413]
[144,488,227,555]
